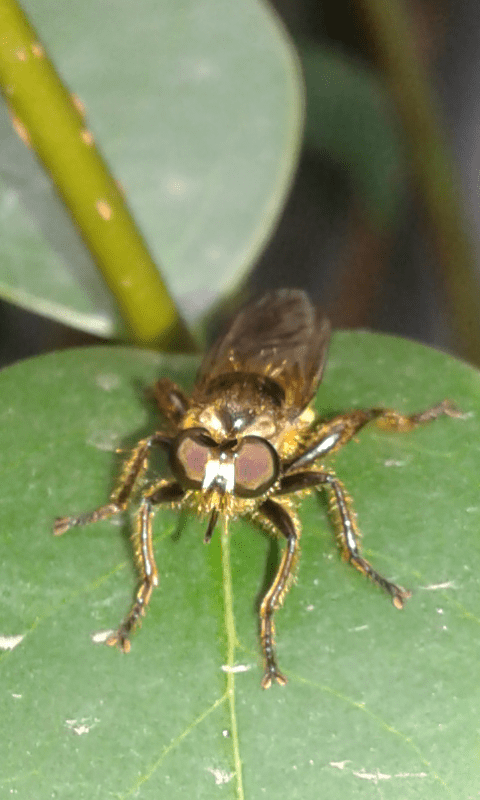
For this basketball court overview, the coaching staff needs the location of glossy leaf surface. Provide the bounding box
[1,332,479,798]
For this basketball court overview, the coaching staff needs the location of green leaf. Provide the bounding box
[1,332,479,798]
[0,0,302,335]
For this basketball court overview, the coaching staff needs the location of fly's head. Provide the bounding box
[166,369,317,541]
[169,388,285,530]
[170,425,280,507]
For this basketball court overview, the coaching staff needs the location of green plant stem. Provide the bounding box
[358,0,480,364]
[0,0,196,350]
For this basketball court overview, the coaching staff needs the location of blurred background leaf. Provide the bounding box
[1,0,478,365]
[1,332,479,798]
[301,43,407,233]
[0,0,303,338]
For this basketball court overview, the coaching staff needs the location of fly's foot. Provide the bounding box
[390,584,412,610]
[434,399,463,419]
[261,666,288,690]
[106,627,133,653]
[106,599,147,652]
[53,503,120,535]
[53,516,74,536]
[374,574,411,609]
[349,553,411,609]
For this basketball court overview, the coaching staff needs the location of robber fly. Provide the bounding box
[54,289,460,689]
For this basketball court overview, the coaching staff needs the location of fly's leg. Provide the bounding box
[287,399,461,472]
[276,471,410,608]
[53,432,172,536]
[286,411,386,471]
[324,473,410,607]
[108,495,157,651]
[108,480,185,651]
[371,399,462,433]
[257,498,300,689]
[53,501,120,535]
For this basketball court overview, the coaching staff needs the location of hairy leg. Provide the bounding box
[107,480,185,651]
[257,498,300,688]
[53,432,171,536]
[276,470,410,607]
[286,400,461,472]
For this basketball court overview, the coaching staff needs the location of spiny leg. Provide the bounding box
[286,411,384,471]
[371,398,461,432]
[108,480,185,651]
[108,496,157,651]
[275,470,410,608]
[257,498,299,689]
[53,432,172,536]
[286,399,461,472]
[325,473,410,607]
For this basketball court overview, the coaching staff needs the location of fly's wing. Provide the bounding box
[194,289,331,411]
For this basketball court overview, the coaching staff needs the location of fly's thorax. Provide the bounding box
[183,380,283,440]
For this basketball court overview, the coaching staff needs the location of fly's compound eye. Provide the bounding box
[234,436,279,498]
[171,428,215,488]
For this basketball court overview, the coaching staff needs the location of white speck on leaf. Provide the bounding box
[330,762,427,783]
[87,429,120,452]
[91,629,114,644]
[207,767,234,785]
[165,174,191,197]
[0,634,24,650]
[96,373,121,391]
[395,772,428,778]
[421,581,456,591]
[353,769,391,783]
[221,663,251,674]
[65,717,99,736]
